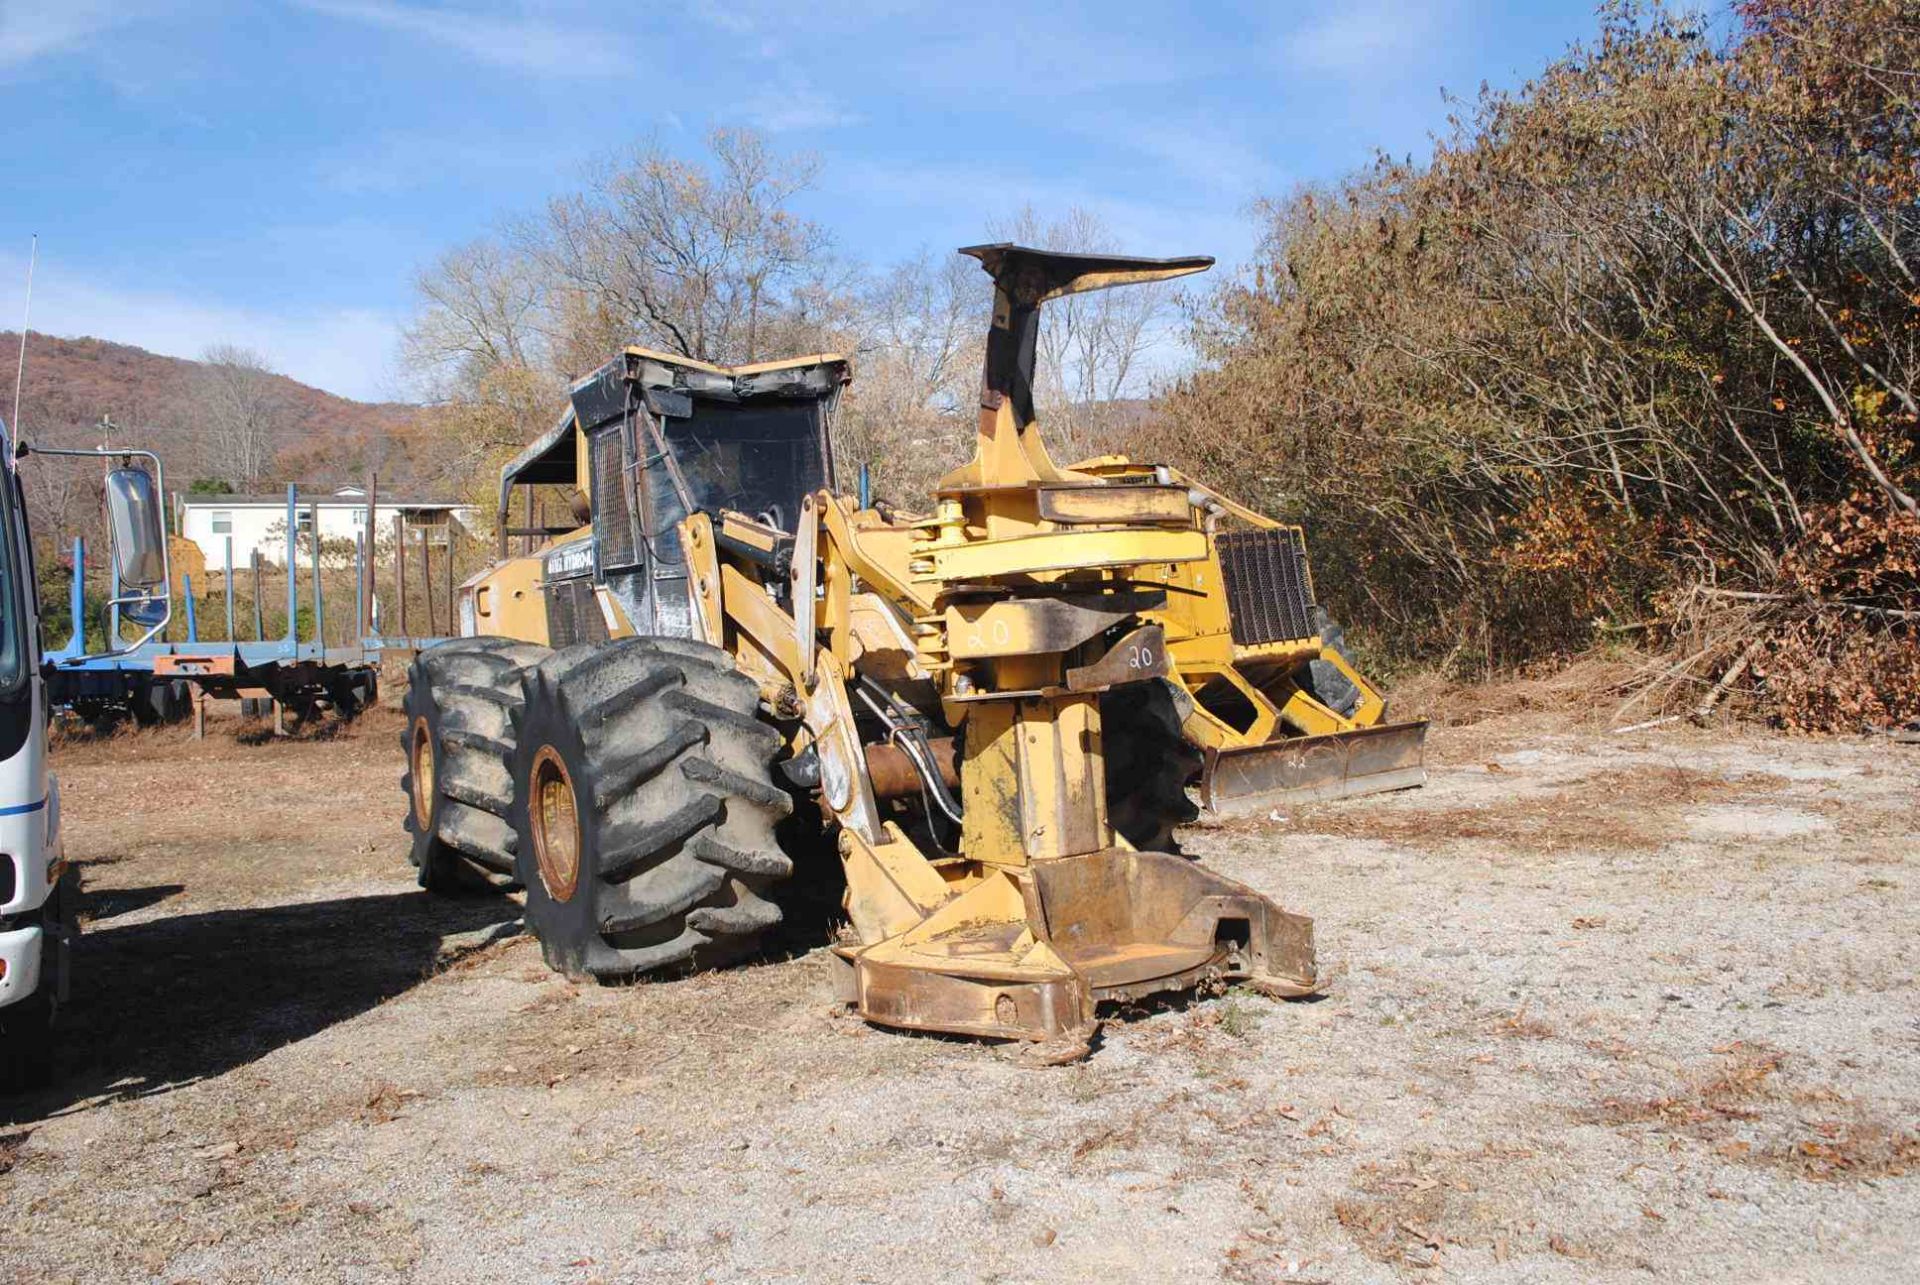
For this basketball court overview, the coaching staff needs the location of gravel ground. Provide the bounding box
[1,706,1914,1283]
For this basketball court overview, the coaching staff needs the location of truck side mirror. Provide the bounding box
[104,466,166,589]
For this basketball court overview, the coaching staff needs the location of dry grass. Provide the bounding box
[1330,1148,1549,1270]
[1760,1122,1920,1182]
[1594,1045,1785,1131]
[54,705,411,916]
[51,702,404,765]
[1390,653,1650,730]
[1588,1043,1920,1185]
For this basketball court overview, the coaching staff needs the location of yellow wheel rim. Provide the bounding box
[409,716,435,829]
[529,745,582,903]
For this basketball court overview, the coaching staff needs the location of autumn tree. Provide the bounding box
[403,128,856,513]
[197,344,290,492]
[402,123,1225,562]
[1157,0,1918,726]
[832,250,984,499]
[531,128,837,366]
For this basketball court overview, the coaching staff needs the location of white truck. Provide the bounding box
[0,421,171,1090]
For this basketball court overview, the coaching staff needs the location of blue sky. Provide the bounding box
[0,1,1605,401]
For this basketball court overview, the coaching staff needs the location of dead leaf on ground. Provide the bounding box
[1548,1233,1593,1259]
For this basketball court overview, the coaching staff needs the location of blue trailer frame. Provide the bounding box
[44,483,450,728]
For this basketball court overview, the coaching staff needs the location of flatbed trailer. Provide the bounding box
[44,484,451,732]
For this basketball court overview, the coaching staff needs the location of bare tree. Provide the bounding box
[836,251,985,496]
[987,205,1181,459]
[196,344,288,492]
[402,128,857,512]
[533,128,834,365]
[401,238,549,396]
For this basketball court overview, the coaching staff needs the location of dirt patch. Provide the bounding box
[1270,762,1786,852]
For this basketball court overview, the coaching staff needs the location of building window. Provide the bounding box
[211,511,232,534]
[351,509,366,526]
[295,511,313,534]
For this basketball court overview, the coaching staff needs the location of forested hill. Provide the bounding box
[0,331,430,544]
[0,333,412,449]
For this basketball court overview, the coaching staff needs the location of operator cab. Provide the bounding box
[497,348,848,646]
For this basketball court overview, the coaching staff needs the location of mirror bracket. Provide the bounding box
[25,443,173,660]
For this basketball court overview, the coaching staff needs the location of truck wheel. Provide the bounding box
[326,669,375,720]
[1303,605,1363,719]
[131,677,183,727]
[509,637,793,980]
[403,638,551,895]
[1102,680,1201,854]
[0,991,54,1093]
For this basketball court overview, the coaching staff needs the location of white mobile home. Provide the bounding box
[177,487,477,569]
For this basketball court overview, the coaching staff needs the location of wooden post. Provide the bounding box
[394,514,408,637]
[444,521,455,635]
[420,525,435,637]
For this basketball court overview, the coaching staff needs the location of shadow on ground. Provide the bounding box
[81,883,187,922]
[4,890,515,1123]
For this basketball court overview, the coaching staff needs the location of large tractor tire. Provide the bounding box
[1102,679,1202,854]
[508,637,793,981]
[1303,605,1363,719]
[402,637,552,895]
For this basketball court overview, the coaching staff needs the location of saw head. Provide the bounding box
[946,244,1214,485]
[959,243,1213,307]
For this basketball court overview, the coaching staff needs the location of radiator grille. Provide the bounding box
[544,578,609,649]
[590,423,637,569]
[1216,528,1315,646]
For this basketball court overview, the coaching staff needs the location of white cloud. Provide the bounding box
[1287,2,1443,77]
[294,1,629,77]
[834,157,1254,267]
[736,83,861,134]
[0,0,140,71]
[0,251,405,403]
[312,129,548,196]
[1063,114,1285,202]
[690,0,927,36]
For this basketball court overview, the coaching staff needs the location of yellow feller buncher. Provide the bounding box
[400,245,1423,1055]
